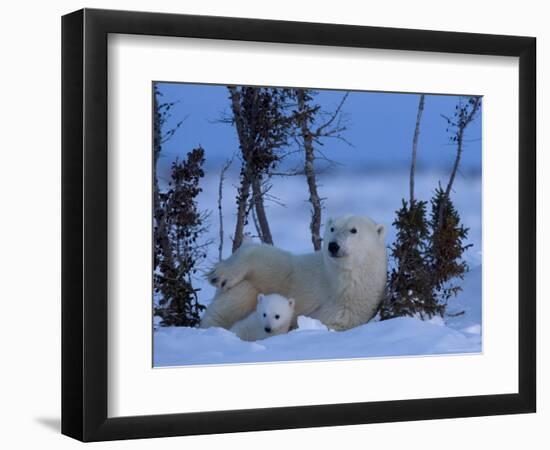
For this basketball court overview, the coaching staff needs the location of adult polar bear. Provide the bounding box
[201,215,387,331]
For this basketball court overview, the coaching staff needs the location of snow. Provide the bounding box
[154,264,482,367]
[182,169,482,309]
[296,315,329,332]
[153,87,482,367]
[154,168,482,367]
[445,265,482,335]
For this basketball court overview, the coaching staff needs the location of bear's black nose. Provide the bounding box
[264,327,271,333]
[328,241,340,256]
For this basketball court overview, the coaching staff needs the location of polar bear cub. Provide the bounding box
[230,293,295,342]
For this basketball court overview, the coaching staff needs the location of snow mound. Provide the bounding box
[296,315,329,331]
[154,317,481,367]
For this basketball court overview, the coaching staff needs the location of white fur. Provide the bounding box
[230,293,295,341]
[201,215,387,331]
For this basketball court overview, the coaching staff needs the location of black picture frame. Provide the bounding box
[62,8,536,442]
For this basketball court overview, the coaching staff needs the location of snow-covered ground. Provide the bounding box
[154,265,482,367]
[154,169,482,367]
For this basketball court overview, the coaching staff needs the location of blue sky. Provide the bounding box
[155,82,482,181]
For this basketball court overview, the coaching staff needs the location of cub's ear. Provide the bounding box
[257,293,265,303]
[326,217,334,227]
[287,298,295,309]
[376,224,386,240]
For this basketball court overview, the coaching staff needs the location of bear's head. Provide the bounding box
[322,215,386,267]
[256,293,295,334]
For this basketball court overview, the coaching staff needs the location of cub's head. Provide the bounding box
[256,293,295,334]
[322,215,386,265]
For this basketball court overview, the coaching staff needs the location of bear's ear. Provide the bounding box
[376,224,386,240]
[326,217,334,227]
[257,293,264,303]
[287,298,295,309]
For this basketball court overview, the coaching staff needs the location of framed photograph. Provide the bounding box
[62,8,536,442]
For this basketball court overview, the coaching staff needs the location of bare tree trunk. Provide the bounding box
[228,86,276,249]
[247,88,273,245]
[250,197,263,241]
[217,159,231,261]
[409,94,425,205]
[438,96,481,229]
[304,147,322,251]
[297,90,323,251]
[228,86,251,253]
[232,175,251,253]
[251,175,274,245]
[443,128,465,201]
[437,128,465,229]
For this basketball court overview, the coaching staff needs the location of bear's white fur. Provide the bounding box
[201,215,387,331]
[230,293,295,341]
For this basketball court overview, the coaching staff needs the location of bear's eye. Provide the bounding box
[263,313,267,317]
[350,228,357,234]
[275,315,280,320]
[330,227,334,232]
